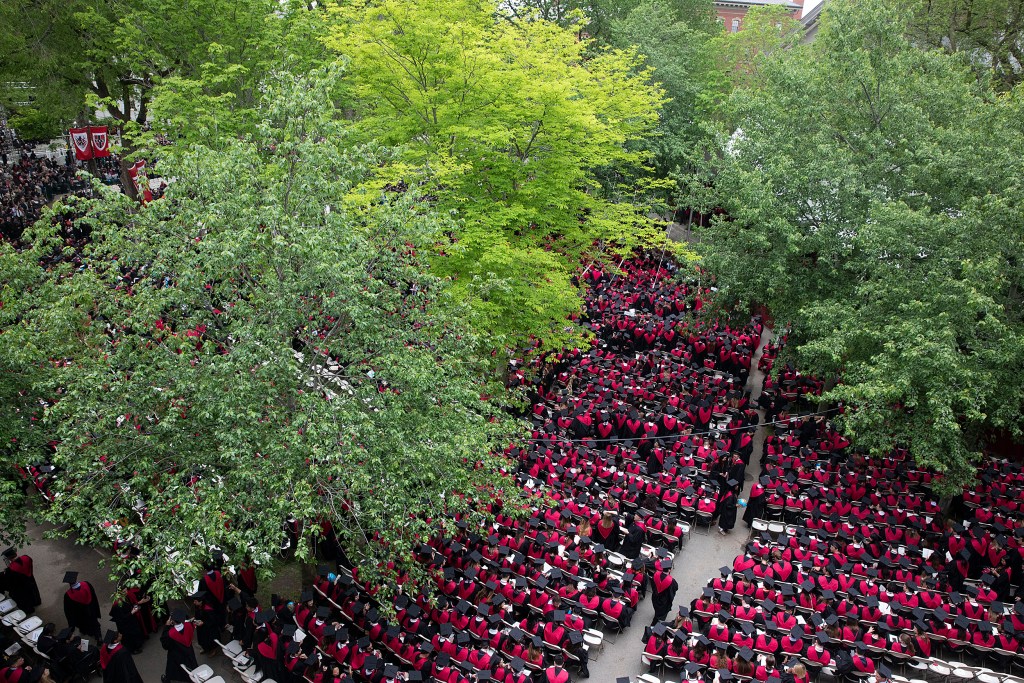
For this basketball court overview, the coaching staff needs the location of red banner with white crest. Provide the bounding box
[69,128,93,161]
[90,126,110,158]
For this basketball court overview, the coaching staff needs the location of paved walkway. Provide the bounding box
[13,517,235,681]
[593,325,772,682]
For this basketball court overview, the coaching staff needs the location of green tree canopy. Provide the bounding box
[609,0,720,182]
[687,0,1024,488]
[0,69,523,600]
[330,0,681,353]
[0,0,327,186]
[906,0,1024,90]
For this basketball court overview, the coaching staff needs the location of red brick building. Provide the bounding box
[714,0,803,32]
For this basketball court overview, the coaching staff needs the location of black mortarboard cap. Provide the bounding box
[63,571,79,584]
[171,608,188,624]
[103,630,118,645]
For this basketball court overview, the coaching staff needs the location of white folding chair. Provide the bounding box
[215,638,247,664]
[15,615,42,637]
[235,663,264,683]
[181,663,216,683]
[1,609,26,627]
[584,628,604,659]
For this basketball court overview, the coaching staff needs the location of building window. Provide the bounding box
[731,18,740,32]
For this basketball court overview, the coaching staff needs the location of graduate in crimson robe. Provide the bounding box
[0,656,40,683]
[650,559,678,624]
[63,571,102,639]
[2,548,41,612]
[100,630,144,683]
[199,564,228,646]
[161,608,200,682]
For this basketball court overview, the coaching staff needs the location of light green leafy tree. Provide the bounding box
[0,69,524,601]
[330,0,683,354]
[686,0,1024,489]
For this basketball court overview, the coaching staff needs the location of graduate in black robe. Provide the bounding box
[649,559,678,624]
[743,478,767,528]
[161,608,199,682]
[110,599,146,654]
[2,548,42,612]
[618,515,645,560]
[718,486,738,535]
[100,630,144,683]
[63,571,102,639]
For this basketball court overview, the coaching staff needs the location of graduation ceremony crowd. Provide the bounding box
[3,246,1024,683]
[0,147,84,242]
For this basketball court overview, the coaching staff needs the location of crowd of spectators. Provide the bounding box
[0,149,83,241]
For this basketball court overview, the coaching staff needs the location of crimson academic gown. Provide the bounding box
[650,570,678,623]
[4,555,41,611]
[100,642,144,683]
[64,581,102,638]
[161,623,198,681]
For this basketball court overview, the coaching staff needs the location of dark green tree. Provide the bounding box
[687,0,1024,488]
[0,69,524,600]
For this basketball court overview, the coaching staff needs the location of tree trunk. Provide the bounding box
[119,152,140,201]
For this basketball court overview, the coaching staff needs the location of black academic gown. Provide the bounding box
[4,556,42,611]
[101,643,145,683]
[161,624,199,681]
[719,493,738,532]
[64,581,102,639]
[110,602,146,652]
[619,525,645,560]
[742,489,765,527]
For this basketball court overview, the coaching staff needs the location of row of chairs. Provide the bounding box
[0,592,66,676]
